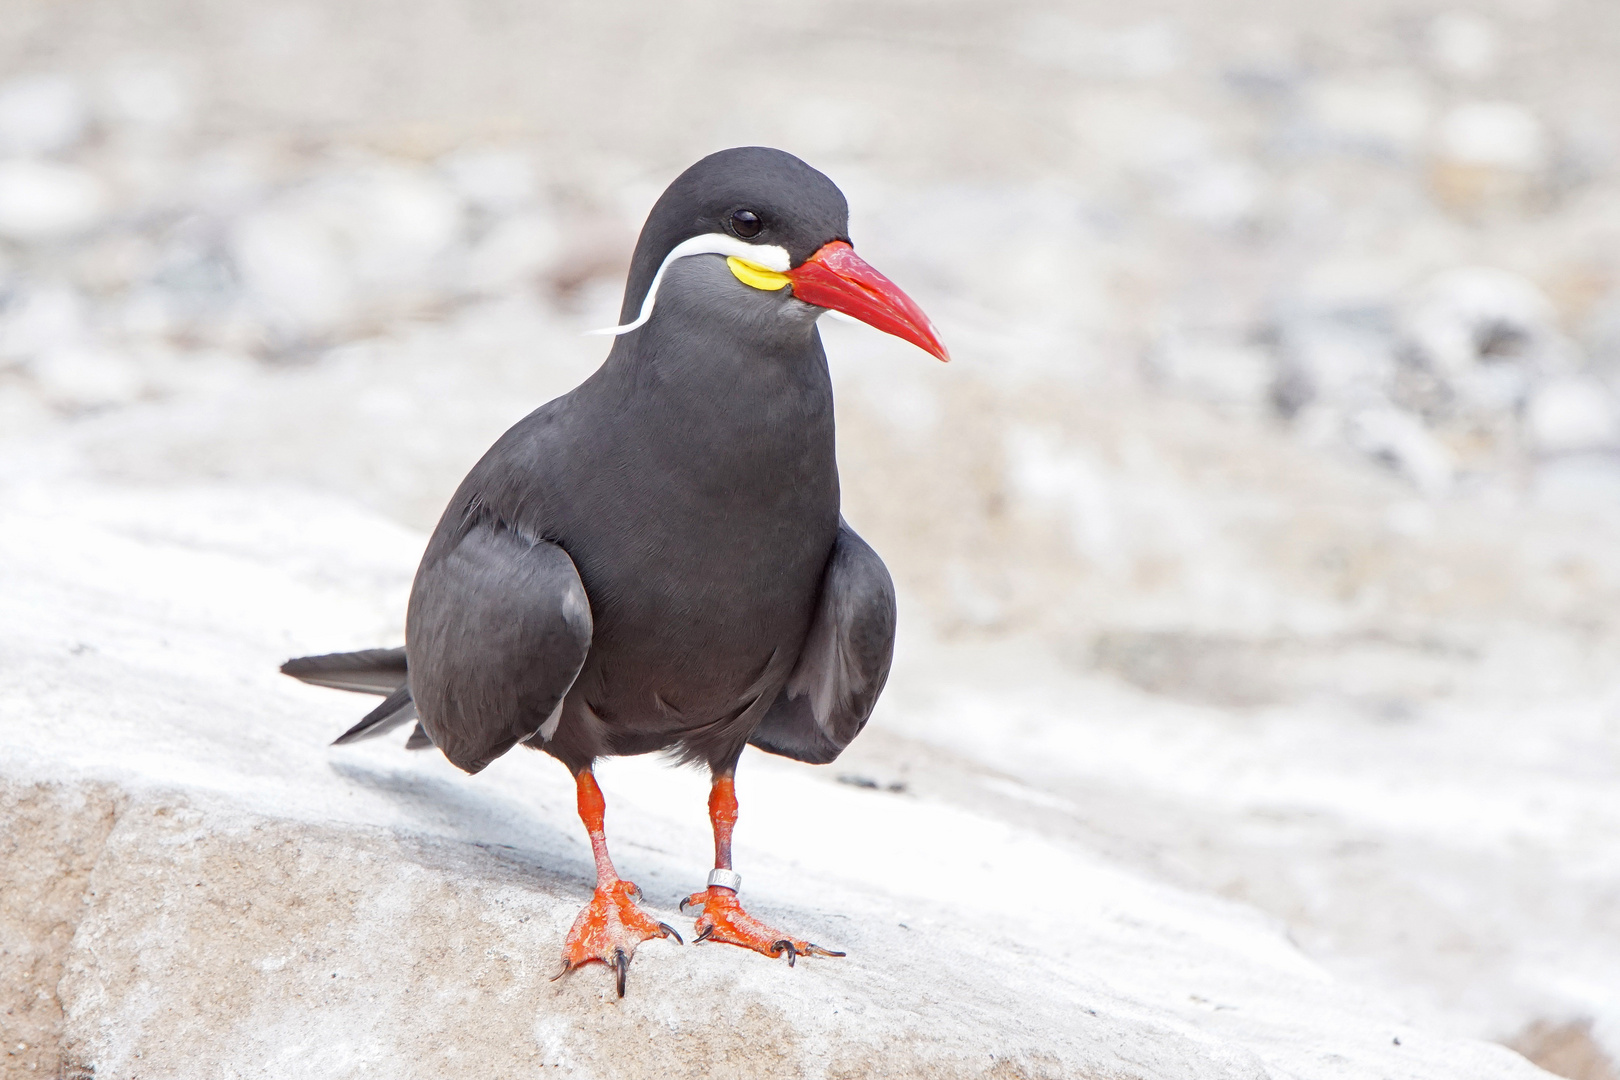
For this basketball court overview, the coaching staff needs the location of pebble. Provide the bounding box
[0,161,108,243]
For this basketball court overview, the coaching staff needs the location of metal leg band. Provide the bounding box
[707,868,742,892]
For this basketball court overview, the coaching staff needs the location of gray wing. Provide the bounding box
[407,515,593,775]
[748,521,896,765]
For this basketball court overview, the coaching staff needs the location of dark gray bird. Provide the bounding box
[282,146,947,997]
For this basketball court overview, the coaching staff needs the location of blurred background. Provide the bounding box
[1,0,1618,1075]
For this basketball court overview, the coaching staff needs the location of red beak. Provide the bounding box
[785,241,950,362]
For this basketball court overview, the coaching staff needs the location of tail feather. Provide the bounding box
[331,685,419,745]
[281,647,408,695]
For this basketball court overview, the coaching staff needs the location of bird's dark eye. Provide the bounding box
[730,209,762,238]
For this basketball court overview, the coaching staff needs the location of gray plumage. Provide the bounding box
[281,648,406,694]
[331,685,418,745]
[283,146,897,780]
[280,648,423,748]
[748,522,896,764]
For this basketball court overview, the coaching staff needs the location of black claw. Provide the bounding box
[614,948,629,998]
[694,924,714,944]
[549,963,572,983]
[815,946,846,958]
[772,939,798,966]
[658,922,684,945]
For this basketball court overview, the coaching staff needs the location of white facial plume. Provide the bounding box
[588,233,792,337]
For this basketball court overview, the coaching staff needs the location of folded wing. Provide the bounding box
[748,521,896,765]
[407,515,593,774]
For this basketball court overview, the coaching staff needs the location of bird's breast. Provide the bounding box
[556,348,841,732]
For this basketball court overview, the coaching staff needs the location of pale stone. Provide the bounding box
[465,211,563,294]
[439,147,539,214]
[1346,406,1455,494]
[1430,12,1501,78]
[1019,17,1182,79]
[0,285,90,361]
[31,347,145,409]
[231,168,464,338]
[1403,267,1558,378]
[99,63,192,132]
[1307,73,1433,153]
[0,74,87,156]
[0,161,108,242]
[1525,377,1620,453]
[1436,102,1546,172]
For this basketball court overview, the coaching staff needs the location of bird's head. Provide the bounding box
[600,146,949,362]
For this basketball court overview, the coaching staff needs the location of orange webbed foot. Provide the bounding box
[553,879,682,996]
[681,886,844,965]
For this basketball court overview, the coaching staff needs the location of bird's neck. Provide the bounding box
[585,318,837,509]
[607,314,832,417]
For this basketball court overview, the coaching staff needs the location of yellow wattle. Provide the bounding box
[726,256,792,291]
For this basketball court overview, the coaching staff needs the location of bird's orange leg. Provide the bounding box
[553,769,681,996]
[681,773,844,965]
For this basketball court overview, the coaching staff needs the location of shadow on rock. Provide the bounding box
[327,759,588,885]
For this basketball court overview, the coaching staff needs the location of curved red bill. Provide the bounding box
[785,241,949,362]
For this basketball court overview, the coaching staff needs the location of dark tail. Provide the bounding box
[281,647,434,750]
[331,685,419,745]
[281,647,407,694]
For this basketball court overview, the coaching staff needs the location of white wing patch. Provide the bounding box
[536,698,566,742]
[587,233,792,337]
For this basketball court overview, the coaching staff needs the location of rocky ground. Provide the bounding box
[3,0,1620,1077]
[0,484,1563,1080]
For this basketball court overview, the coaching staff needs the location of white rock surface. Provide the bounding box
[0,481,1556,1080]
